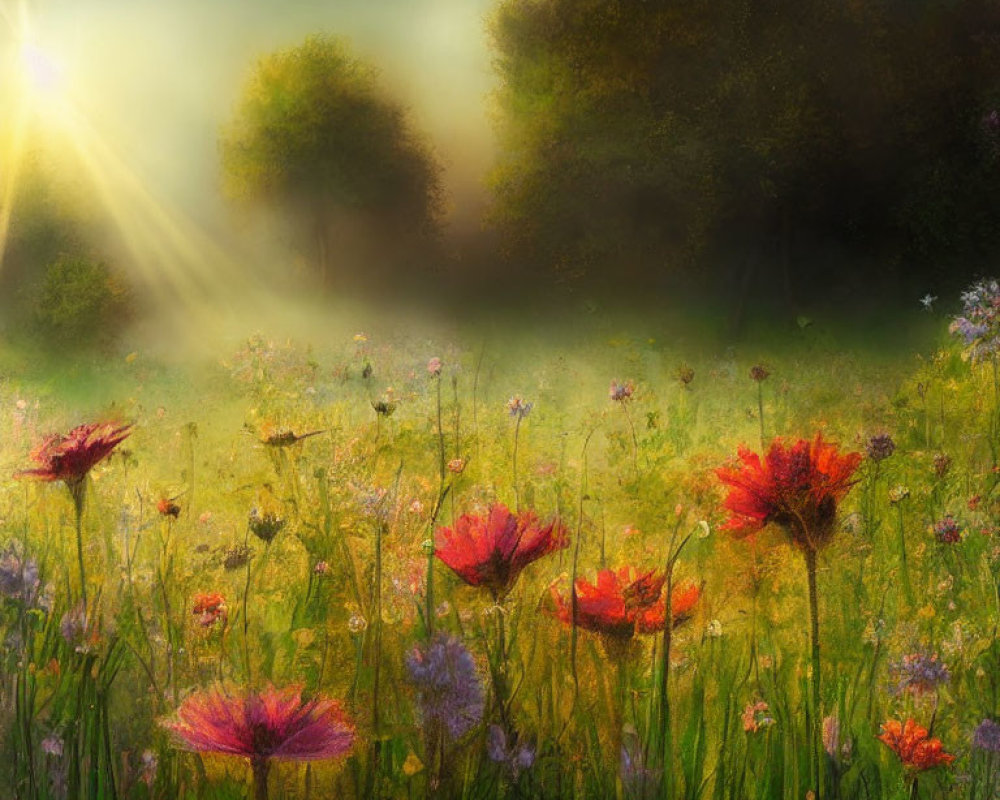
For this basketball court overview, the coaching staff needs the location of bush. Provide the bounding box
[29,255,132,350]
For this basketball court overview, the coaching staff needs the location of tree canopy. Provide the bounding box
[488,0,1000,300]
[220,35,444,286]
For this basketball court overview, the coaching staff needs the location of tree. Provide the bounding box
[220,35,444,287]
[487,0,1000,307]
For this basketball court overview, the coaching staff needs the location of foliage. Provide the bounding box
[220,35,444,285]
[487,0,1000,293]
[28,255,132,350]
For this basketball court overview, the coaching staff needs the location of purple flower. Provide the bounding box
[506,396,533,419]
[427,357,442,377]
[951,278,1000,362]
[983,110,1000,136]
[609,380,634,403]
[973,719,1000,752]
[488,725,535,777]
[865,434,896,463]
[41,734,63,757]
[889,651,950,696]
[0,541,47,610]
[621,729,660,799]
[933,515,962,544]
[139,749,158,787]
[406,634,483,740]
[60,602,90,651]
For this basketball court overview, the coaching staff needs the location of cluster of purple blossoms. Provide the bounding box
[621,730,660,799]
[406,633,484,740]
[60,602,94,653]
[889,651,950,696]
[950,278,1000,363]
[507,396,533,420]
[609,380,634,403]
[973,719,1000,752]
[488,725,535,777]
[933,515,962,544]
[866,434,896,463]
[0,542,50,612]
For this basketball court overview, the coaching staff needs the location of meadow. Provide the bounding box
[0,290,997,800]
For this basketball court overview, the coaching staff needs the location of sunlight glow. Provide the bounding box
[18,41,62,94]
[0,0,266,331]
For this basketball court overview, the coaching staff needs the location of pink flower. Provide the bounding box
[163,684,354,763]
[19,422,131,489]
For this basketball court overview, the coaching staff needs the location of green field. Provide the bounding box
[1,295,997,799]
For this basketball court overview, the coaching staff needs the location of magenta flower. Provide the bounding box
[164,685,354,800]
[19,421,131,494]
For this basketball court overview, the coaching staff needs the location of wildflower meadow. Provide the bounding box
[0,283,998,800]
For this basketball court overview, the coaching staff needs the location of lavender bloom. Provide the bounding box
[60,602,90,652]
[0,541,46,609]
[822,716,840,757]
[507,396,533,419]
[889,651,950,696]
[933,515,962,544]
[866,434,896,463]
[139,749,158,787]
[973,719,1000,752]
[621,729,660,799]
[951,278,1000,362]
[609,380,634,403]
[406,633,484,740]
[248,508,285,544]
[40,735,63,757]
[488,725,535,777]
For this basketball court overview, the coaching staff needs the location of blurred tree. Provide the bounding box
[220,35,444,287]
[488,0,1000,310]
[29,255,132,351]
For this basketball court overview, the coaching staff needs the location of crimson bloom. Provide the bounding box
[19,421,131,610]
[20,422,131,500]
[164,684,354,800]
[878,718,955,772]
[435,504,569,599]
[192,592,227,627]
[550,567,701,642]
[716,434,862,552]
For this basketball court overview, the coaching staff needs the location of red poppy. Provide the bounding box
[878,718,954,771]
[19,422,131,489]
[716,434,861,551]
[192,592,227,627]
[550,566,701,641]
[158,498,182,518]
[435,504,569,599]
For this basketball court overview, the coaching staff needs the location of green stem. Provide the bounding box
[72,483,88,612]
[757,382,766,450]
[252,757,270,800]
[513,415,522,510]
[897,504,913,607]
[805,547,822,800]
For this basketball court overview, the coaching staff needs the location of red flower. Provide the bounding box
[19,422,131,489]
[158,498,182,518]
[878,718,955,771]
[164,684,354,762]
[716,434,861,551]
[550,566,701,641]
[192,592,227,627]
[435,504,568,599]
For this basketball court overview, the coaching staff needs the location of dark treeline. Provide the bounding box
[3,1,1000,347]
[486,0,1000,311]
